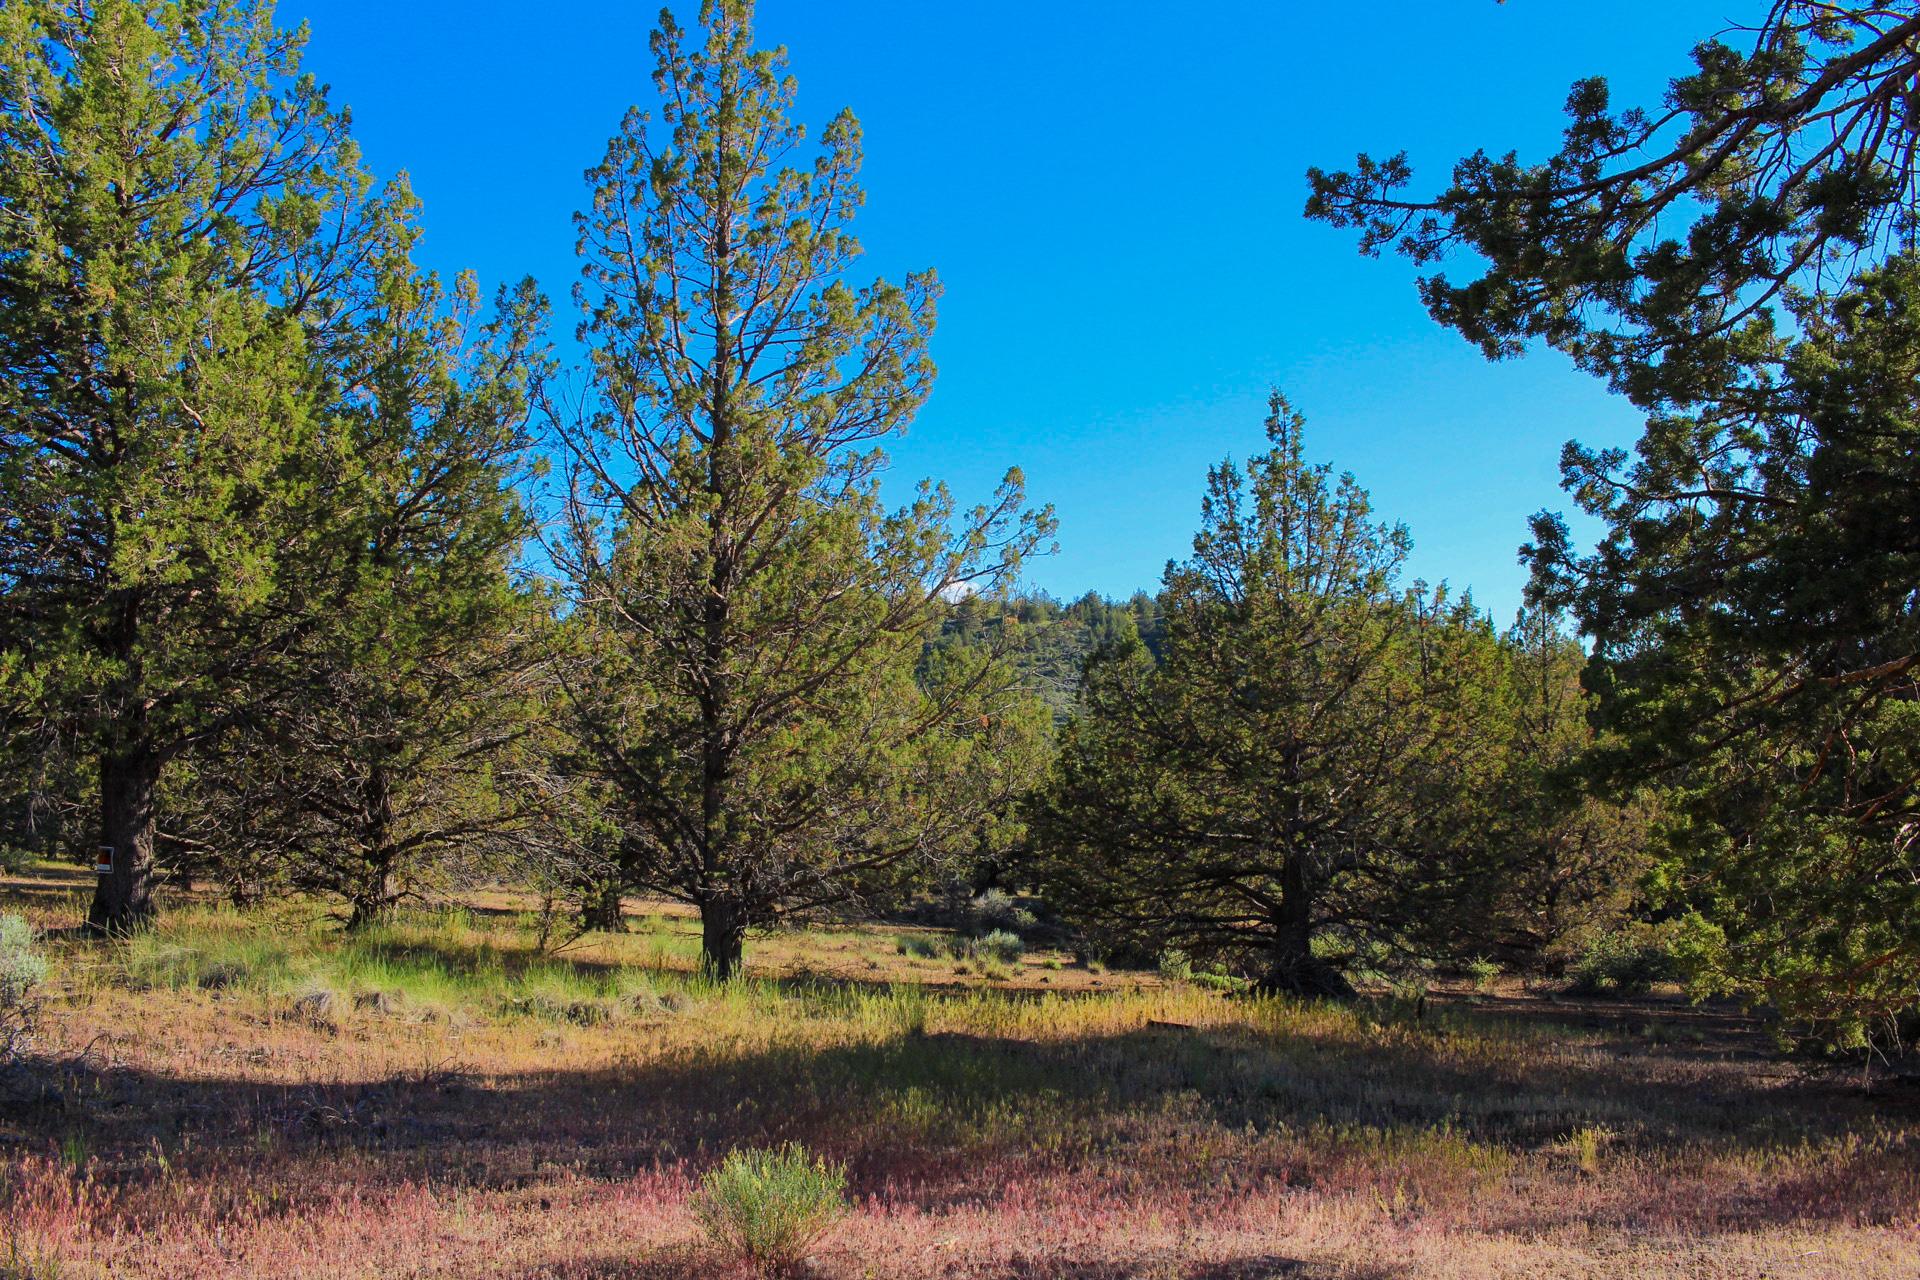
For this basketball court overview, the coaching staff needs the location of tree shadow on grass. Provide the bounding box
[483,1254,1327,1280]
[7,999,1917,1246]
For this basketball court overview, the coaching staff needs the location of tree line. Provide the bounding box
[2,0,1915,1047]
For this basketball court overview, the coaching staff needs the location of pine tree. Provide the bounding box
[551,0,1051,977]
[1035,394,1498,994]
[1308,4,1920,1027]
[0,0,401,930]
[176,247,555,927]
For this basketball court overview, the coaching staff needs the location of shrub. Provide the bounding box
[895,933,943,959]
[1157,949,1192,982]
[0,913,46,1064]
[975,929,1024,964]
[1565,929,1681,998]
[967,889,1037,936]
[692,1142,848,1274]
[1465,956,1500,991]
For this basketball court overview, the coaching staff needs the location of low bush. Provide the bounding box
[1465,956,1500,991]
[894,933,943,959]
[975,929,1024,964]
[693,1142,848,1274]
[1157,949,1193,982]
[967,889,1037,936]
[0,913,45,1064]
[1565,929,1682,999]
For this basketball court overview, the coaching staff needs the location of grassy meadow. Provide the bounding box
[2,863,1917,1280]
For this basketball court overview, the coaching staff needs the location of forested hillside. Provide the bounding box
[930,590,1165,720]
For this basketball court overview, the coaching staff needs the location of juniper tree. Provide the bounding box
[176,252,555,928]
[551,0,1051,978]
[1483,607,1650,959]
[1034,394,1501,995]
[1308,2,1920,1026]
[1397,606,1651,968]
[0,0,403,930]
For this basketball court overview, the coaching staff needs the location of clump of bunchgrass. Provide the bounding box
[119,911,302,995]
[0,913,47,1064]
[0,1233,66,1280]
[894,932,943,959]
[1191,966,1249,994]
[1564,1124,1614,1176]
[692,1142,848,1275]
[287,982,341,1030]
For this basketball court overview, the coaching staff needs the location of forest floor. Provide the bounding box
[3,863,1918,1279]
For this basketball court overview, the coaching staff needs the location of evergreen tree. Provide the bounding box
[1309,3,1920,1026]
[176,249,554,927]
[1307,3,1920,414]
[1579,259,1920,1029]
[1035,394,1498,994]
[0,0,401,929]
[1488,608,1650,958]
[551,0,1051,978]
[1407,607,1650,967]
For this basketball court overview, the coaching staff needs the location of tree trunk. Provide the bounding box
[346,852,395,931]
[88,748,161,934]
[700,900,745,980]
[346,769,397,931]
[1262,851,1353,998]
[582,878,626,933]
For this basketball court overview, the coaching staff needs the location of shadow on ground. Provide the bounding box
[7,979,1916,1247]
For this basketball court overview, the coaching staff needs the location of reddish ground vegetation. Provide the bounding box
[2,875,1917,1278]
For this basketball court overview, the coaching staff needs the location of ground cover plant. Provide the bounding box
[3,866,1918,1280]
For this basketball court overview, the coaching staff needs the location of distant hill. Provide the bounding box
[932,590,1166,722]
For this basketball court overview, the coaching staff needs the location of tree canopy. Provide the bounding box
[1309,1,1920,1031]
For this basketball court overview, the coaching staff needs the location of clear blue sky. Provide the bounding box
[289,0,1744,622]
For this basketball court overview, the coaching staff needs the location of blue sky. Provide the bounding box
[290,0,1744,622]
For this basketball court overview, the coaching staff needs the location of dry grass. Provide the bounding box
[3,864,1918,1279]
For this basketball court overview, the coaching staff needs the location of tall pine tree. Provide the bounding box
[0,0,405,929]
[551,0,1050,977]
